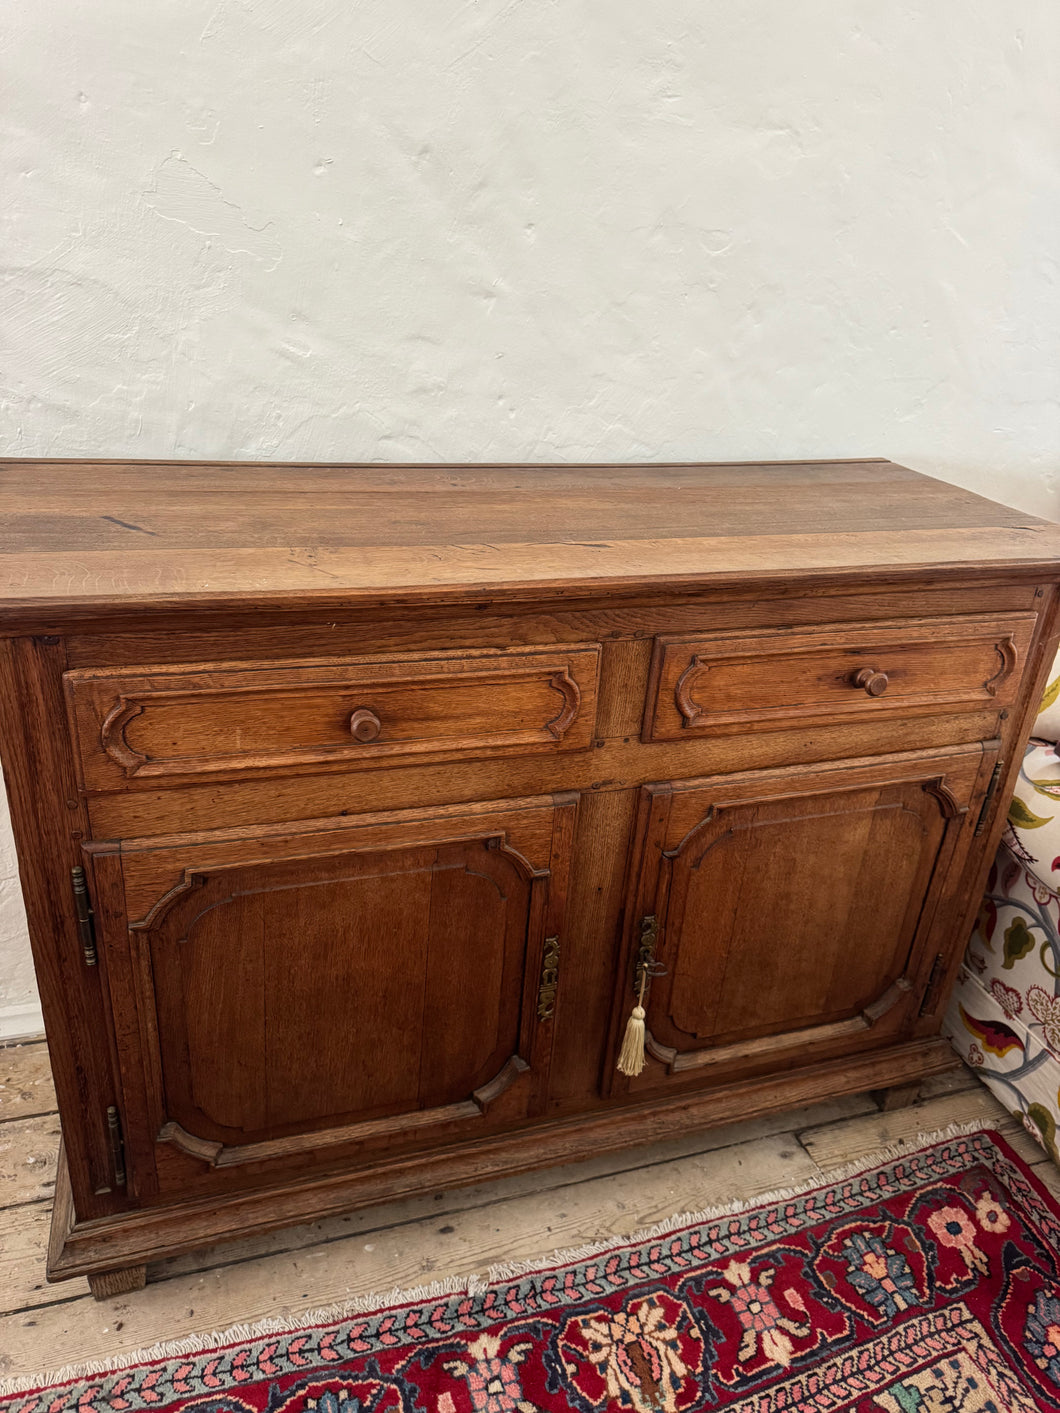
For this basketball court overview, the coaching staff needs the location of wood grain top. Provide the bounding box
[3,458,1059,623]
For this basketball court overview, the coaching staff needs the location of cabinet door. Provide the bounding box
[608,745,996,1093]
[88,794,576,1199]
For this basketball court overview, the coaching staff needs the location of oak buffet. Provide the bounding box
[1,458,1057,1298]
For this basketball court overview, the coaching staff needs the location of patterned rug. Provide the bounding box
[3,1127,1060,1412]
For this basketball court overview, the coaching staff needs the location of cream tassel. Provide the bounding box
[616,969,648,1076]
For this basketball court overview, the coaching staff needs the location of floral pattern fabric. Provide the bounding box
[946,653,1060,1168]
[3,1131,1060,1413]
[945,838,1060,1163]
[1003,741,1060,879]
[1028,668,1060,744]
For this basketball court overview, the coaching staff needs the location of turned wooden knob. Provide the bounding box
[852,667,889,697]
[348,708,382,742]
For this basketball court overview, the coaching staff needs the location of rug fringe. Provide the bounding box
[0,1275,483,1395]
[0,1118,1001,1396]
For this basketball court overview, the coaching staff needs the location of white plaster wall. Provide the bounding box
[2,2,1059,1036]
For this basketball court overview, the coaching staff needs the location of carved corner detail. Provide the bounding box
[983,636,1018,696]
[100,698,149,775]
[644,1030,679,1070]
[922,778,968,819]
[472,1055,530,1112]
[157,1121,223,1166]
[545,670,581,740]
[129,870,211,931]
[674,657,706,727]
[860,976,913,1024]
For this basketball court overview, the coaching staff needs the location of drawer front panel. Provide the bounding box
[66,645,601,789]
[644,614,1035,741]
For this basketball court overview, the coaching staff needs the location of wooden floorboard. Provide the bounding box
[797,1084,1034,1169]
[0,1040,1053,1385]
[0,1042,55,1123]
[0,1201,60,1314]
[0,1112,61,1208]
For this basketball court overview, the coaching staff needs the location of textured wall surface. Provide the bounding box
[2,2,1059,1036]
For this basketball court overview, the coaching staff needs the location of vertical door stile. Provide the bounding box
[77,845,156,1204]
[603,784,671,1097]
[910,739,1004,1026]
[526,793,580,1109]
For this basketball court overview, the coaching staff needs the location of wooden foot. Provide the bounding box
[88,1265,147,1300]
[875,1081,922,1113]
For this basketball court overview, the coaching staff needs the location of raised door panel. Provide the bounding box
[88,794,576,1200]
[608,744,996,1094]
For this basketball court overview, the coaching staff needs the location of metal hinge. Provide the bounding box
[537,936,560,1021]
[974,760,1005,837]
[106,1104,127,1188]
[918,954,946,1017]
[71,865,97,967]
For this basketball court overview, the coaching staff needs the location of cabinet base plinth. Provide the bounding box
[47,1036,957,1286]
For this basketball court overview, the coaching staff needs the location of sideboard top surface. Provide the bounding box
[2,458,1059,624]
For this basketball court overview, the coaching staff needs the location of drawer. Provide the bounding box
[65,644,601,789]
[643,613,1036,741]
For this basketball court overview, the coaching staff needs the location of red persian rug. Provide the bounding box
[4,1127,1060,1412]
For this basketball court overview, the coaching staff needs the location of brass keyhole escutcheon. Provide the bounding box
[349,708,382,742]
[852,667,889,697]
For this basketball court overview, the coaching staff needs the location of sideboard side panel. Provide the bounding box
[0,636,126,1219]
[913,582,1060,1035]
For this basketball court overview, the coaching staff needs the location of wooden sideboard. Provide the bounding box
[1,458,1058,1298]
